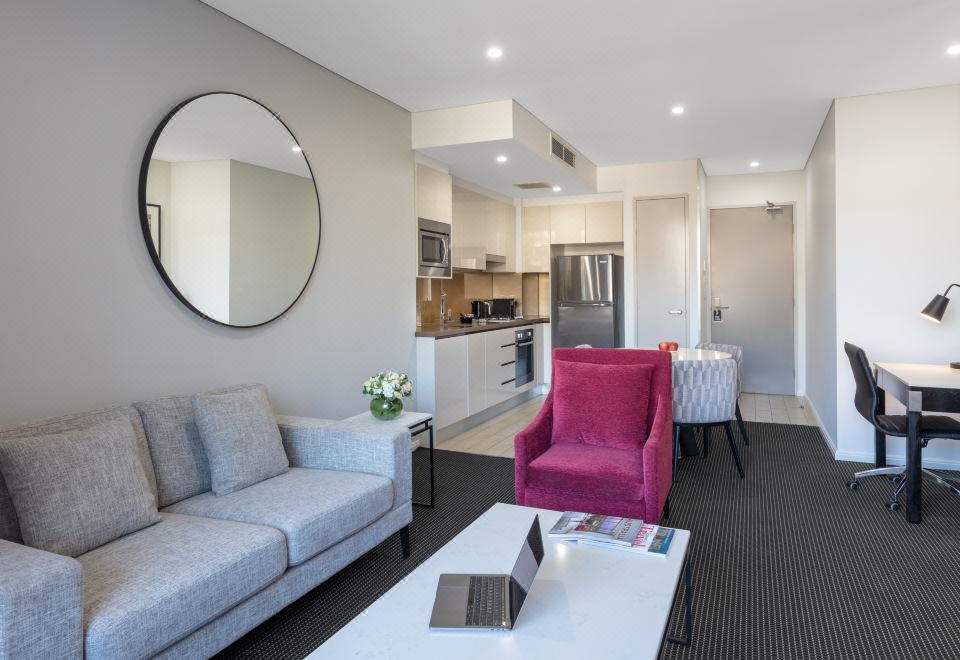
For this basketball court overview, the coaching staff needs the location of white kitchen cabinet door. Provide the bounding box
[433,336,468,429]
[522,206,550,272]
[549,204,586,244]
[416,164,452,225]
[585,201,623,243]
[484,328,517,407]
[467,334,486,415]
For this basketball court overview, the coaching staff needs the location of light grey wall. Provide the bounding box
[804,103,838,445]
[0,0,416,425]
[228,160,318,326]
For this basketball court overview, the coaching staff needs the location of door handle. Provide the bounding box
[714,306,730,310]
[668,309,684,315]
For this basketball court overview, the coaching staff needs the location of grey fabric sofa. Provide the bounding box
[0,396,413,660]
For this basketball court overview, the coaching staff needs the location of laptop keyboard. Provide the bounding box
[465,576,507,627]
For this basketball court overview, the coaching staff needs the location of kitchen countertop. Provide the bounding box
[415,316,549,338]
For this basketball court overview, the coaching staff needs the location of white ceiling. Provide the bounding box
[152,93,311,178]
[203,0,960,175]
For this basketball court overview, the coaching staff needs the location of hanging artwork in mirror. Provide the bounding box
[139,92,321,327]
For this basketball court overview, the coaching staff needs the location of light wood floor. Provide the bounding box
[440,392,817,458]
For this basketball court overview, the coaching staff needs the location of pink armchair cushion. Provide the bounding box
[526,444,645,500]
[551,360,653,449]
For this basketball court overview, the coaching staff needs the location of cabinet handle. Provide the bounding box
[501,360,516,367]
[501,378,516,386]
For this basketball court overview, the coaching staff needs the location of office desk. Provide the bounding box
[874,363,960,523]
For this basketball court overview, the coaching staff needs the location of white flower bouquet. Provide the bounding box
[362,370,413,402]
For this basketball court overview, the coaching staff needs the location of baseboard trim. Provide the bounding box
[803,395,837,456]
[436,387,544,443]
[833,449,960,471]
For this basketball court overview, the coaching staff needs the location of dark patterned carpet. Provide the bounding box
[218,424,960,660]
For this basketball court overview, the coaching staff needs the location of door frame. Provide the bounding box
[633,194,689,348]
[706,202,799,394]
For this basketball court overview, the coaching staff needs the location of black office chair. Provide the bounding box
[844,342,960,511]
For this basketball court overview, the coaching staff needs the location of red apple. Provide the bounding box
[668,342,679,351]
[658,341,670,351]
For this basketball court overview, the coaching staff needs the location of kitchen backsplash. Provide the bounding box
[416,272,549,325]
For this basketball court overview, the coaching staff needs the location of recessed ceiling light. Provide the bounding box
[496,155,508,163]
[291,145,302,153]
[552,186,562,192]
[948,44,960,56]
[486,46,503,60]
[671,105,685,115]
[749,161,760,168]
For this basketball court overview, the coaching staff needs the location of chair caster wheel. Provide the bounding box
[846,480,860,491]
[886,501,900,512]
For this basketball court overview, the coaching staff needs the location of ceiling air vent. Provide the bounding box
[513,182,553,190]
[550,136,576,168]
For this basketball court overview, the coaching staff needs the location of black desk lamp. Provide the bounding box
[921,283,960,369]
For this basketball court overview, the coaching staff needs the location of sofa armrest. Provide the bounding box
[276,416,412,506]
[514,392,554,503]
[642,393,674,523]
[0,539,83,660]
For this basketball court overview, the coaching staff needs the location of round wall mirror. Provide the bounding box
[139,92,321,327]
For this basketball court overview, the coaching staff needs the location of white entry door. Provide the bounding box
[635,197,687,348]
[710,205,795,394]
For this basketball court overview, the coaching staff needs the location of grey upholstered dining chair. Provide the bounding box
[672,358,744,479]
[697,342,749,446]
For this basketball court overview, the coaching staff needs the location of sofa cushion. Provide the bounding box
[192,385,289,496]
[163,467,393,565]
[0,405,157,544]
[552,360,653,449]
[134,395,211,507]
[0,419,161,557]
[526,443,645,500]
[79,512,285,660]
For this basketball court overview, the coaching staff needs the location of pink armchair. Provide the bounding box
[514,348,674,523]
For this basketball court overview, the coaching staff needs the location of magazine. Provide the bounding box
[547,512,645,547]
[549,512,676,557]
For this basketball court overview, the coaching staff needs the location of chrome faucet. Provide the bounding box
[440,291,447,326]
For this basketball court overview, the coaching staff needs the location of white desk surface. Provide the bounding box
[307,503,690,660]
[875,362,960,390]
[341,410,433,429]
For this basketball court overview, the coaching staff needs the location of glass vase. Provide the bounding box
[370,396,403,421]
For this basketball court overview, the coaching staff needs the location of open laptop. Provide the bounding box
[429,515,545,631]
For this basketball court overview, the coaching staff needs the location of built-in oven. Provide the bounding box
[514,328,535,387]
[418,217,451,278]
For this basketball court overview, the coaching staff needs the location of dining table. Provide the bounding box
[656,347,734,457]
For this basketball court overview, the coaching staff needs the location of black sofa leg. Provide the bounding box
[400,525,411,558]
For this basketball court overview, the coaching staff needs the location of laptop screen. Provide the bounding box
[509,515,545,621]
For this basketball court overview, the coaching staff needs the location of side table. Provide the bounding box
[341,411,435,508]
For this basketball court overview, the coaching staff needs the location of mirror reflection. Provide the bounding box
[141,93,320,327]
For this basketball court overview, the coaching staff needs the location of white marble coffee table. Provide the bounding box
[307,503,692,659]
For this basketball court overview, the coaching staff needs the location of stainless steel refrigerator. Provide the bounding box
[552,254,624,348]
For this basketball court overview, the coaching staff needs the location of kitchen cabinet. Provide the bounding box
[549,204,586,244]
[536,322,552,385]
[416,164,452,225]
[522,206,550,272]
[432,335,468,429]
[467,334,486,415]
[484,328,517,408]
[452,185,516,272]
[585,201,623,243]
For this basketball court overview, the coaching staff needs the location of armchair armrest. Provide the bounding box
[0,539,83,660]
[641,393,674,522]
[514,392,554,504]
[276,416,412,506]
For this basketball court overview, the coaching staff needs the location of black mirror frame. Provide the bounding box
[137,91,322,328]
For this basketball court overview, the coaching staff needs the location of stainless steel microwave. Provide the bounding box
[418,217,451,278]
